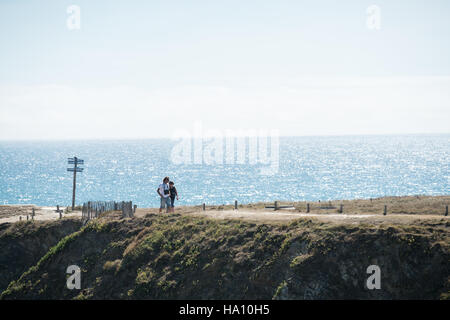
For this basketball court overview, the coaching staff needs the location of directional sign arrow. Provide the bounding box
[68,160,84,164]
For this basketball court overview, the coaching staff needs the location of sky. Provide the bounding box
[0,0,449,140]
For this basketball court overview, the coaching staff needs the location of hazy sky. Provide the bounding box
[1,0,449,139]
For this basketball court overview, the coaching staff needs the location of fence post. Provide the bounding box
[203,203,206,211]
[234,200,238,210]
[306,203,310,213]
[339,204,343,214]
[134,204,137,214]
[121,201,133,218]
[55,205,63,219]
[383,205,387,216]
[274,201,278,211]
[446,205,448,216]
[32,208,35,218]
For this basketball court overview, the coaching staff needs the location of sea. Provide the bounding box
[0,134,448,207]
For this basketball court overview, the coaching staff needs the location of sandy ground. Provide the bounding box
[1,195,448,226]
[131,207,449,225]
[0,205,81,224]
[185,209,449,225]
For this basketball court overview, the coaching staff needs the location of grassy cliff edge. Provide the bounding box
[1,212,448,299]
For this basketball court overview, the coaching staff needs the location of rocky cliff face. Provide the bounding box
[0,219,82,292]
[1,214,448,299]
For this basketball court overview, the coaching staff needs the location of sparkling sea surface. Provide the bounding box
[0,134,448,207]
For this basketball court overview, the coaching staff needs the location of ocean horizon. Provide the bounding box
[0,133,448,207]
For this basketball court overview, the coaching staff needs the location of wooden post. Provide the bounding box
[32,208,35,218]
[306,203,310,213]
[383,205,387,216]
[234,200,238,210]
[203,203,206,211]
[339,204,343,214]
[128,202,133,217]
[55,205,63,219]
[19,216,22,221]
[67,157,84,211]
[133,204,137,214]
[122,201,133,218]
[274,201,278,211]
[72,157,77,210]
[445,205,448,216]
[27,215,29,221]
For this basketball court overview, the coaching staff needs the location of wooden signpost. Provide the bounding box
[67,157,84,210]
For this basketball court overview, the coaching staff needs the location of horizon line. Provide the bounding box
[0,132,449,143]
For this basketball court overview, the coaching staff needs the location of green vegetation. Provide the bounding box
[0,219,82,293]
[0,213,449,299]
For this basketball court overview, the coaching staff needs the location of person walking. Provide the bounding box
[157,176,171,213]
[169,181,179,213]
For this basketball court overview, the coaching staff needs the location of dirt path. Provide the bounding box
[1,199,448,226]
[0,205,81,224]
[184,209,449,225]
[131,207,450,226]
